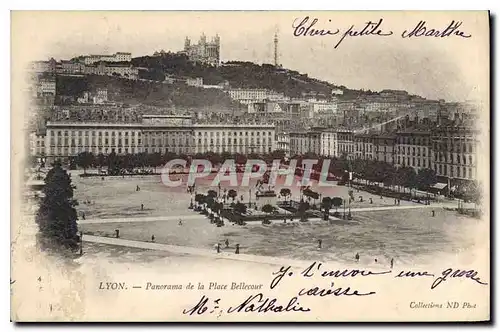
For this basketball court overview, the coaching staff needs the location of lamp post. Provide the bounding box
[79,231,83,256]
[343,198,346,219]
[249,188,251,207]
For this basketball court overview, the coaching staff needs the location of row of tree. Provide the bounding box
[73,150,289,174]
[72,149,479,200]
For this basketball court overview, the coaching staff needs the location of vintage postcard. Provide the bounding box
[11,11,490,322]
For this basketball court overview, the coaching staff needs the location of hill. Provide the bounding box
[131,53,346,98]
[55,75,243,110]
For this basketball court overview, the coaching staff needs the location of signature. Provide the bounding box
[292,16,472,48]
[227,293,310,313]
[183,294,310,316]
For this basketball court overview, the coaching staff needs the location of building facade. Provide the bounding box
[35,78,57,97]
[184,34,220,67]
[372,135,396,164]
[289,132,309,156]
[289,129,338,157]
[394,131,431,171]
[354,134,374,160]
[40,115,275,161]
[83,52,132,65]
[337,130,355,157]
[83,63,139,80]
[193,124,275,155]
[431,126,478,181]
[44,122,143,159]
[276,132,290,155]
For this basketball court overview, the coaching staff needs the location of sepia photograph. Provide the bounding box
[10,10,490,322]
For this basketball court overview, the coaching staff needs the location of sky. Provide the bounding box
[12,11,490,102]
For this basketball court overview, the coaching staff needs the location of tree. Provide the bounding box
[261,204,276,214]
[303,188,319,200]
[331,197,343,212]
[396,166,416,193]
[298,201,310,222]
[76,151,95,174]
[107,151,120,175]
[194,193,206,209]
[122,154,134,172]
[96,153,106,171]
[35,162,79,251]
[233,202,247,215]
[280,188,291,202]
[149,152,163,172]
[416,168,437,191]
[227,189,237,202]
[163,151,178,163]
[220,151,232,163]
[321,197,332,220]
[234,153,247,165]
[137,152,148,170]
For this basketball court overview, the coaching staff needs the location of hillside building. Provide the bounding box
[184,34,220,67]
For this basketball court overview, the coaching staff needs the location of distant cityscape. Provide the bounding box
[26,32,482,189]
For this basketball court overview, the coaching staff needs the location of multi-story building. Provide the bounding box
[307,100,338,118]
[184,34,220,67]
[226,88,269,102]
[395,131,431,171]
[354,134,374,160]
[141,115,194,155]
[337,129,355,157]
[29,58,58,73]
[29,131,46,157]
[95,89,108,103]
[276,132,290,155]
[186,77,204,87]
[59,61,85,75]
[82,52,132,65]
[372,135,396,164]
[248,101,300,116]
[41,115,275,162]
[44,122,144,161]
[289,128,337,157]
[319,130,338,157]
[289,132,309,156]
[431,126,478,181]
[84,63,139,80]
[193,124,275,155]
[35,77,57,97]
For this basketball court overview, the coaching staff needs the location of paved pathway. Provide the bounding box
[82,234,314,268]
[345,203,455,213]
[78,214,204,225]
[78,202,458,225]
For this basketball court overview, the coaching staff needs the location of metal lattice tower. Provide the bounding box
[274,31,279,67]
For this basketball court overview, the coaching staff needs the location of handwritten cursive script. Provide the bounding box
[227,293,311,313]
[292,17,472,49]
[431,268,488,290]
[402,20,472,39]
[292,17,393,49]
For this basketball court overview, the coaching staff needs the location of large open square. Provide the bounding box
[74,172,482,266]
